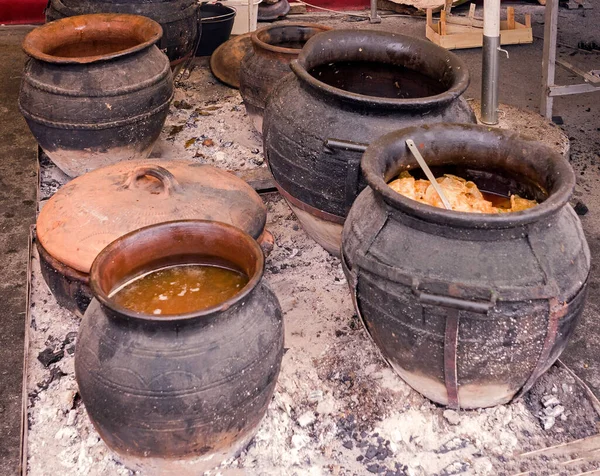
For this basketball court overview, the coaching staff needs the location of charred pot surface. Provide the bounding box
[45,0,199,67]
[19,14,174,177]
[239,23,331,132]
[263,29,476,255]
[75,221,284,474]
[341,124,590,409]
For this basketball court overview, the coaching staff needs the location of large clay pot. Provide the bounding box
[76,220,284,475]
[19,14,173,177]
[239,22,330,132]
[263,29,476,256]
[36,160,272,317]
[45,0,199,67]
[341,124,590,409]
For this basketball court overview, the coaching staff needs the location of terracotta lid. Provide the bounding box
[37,160,267,273]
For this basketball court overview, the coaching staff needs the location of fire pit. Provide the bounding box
[341,123,590,409]
[263,29,476,256]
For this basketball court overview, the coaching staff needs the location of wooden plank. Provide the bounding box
[427,20,532,50]
[507,6,516,30]
[231,167,277,193]
[288,2,307,14]
[440,10,447,35]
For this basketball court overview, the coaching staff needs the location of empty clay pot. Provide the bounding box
[239,22,330,132]
[19,14,174,177]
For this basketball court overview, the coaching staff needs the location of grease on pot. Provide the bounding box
[110,264,249,315]
[308,61,447,99]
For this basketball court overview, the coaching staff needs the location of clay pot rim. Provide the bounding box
[251,22,332,55]
[23,13,163,64]
[290,29,470,110]
[361,123,575,229]
[90,220,265,322]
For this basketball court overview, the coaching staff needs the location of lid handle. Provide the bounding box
[123,165,180,196]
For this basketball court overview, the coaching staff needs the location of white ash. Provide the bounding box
[26,56,597,476]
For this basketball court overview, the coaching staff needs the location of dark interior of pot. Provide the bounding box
[309,61,448,99]
[200,3,236,22]
[298,30,467,101]
[25,14,162,60]
[257,25,327,50]
[90,220,263,317]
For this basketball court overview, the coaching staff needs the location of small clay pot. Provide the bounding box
[75,220,284,475]
[19,14,174,177]
[239,22,331,132]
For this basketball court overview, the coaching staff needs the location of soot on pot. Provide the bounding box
[109,263,249,315]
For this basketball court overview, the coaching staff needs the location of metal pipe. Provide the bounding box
[369,0,381,23]
[481,0,501,125]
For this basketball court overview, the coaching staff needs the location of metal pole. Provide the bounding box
[481,0,501,125]
[369,0,381,24]
[540,0,559,119]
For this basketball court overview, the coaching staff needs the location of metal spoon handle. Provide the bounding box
[405,139,453,210]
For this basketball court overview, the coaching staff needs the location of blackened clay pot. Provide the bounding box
[75,220,284,474]
[263,29,476,256]
[19,14,173,177]
[342,124,590,409]
[239,22,330,132]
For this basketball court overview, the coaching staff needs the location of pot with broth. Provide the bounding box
[75,221,283,475]
[342,124,590,409]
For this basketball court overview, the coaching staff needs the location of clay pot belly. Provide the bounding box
[239,23,331,133]
[263,29,476,256]
[19,14,173,177]
[341,123,590,409]
[75,220,284,474]
[45,0,200,67]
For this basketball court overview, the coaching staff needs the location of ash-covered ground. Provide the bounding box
[26,8,600,475]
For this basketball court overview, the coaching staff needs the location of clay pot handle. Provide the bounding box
[123,165,180,196]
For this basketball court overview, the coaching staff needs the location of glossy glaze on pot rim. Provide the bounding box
[23,13,163,64]
[251,22,331,55]
[361,123,576,229]
[90,220,265,322]
[290,29,470,110]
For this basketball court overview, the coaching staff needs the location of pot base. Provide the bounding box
[110,425,258,476]
[242,100,263,133]
[285,199,343,256]
[388,361,514,410]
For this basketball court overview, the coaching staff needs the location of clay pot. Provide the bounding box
[36,160,271,317]
[263,29,476,255]
[240,22,330,132]
[342,123,590,409]
[75,220,283,474]
[45,0,200,67]
[19,14,174,177]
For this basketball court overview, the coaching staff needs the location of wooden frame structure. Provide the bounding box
[426,5,532,50]
[540,0,600,119]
